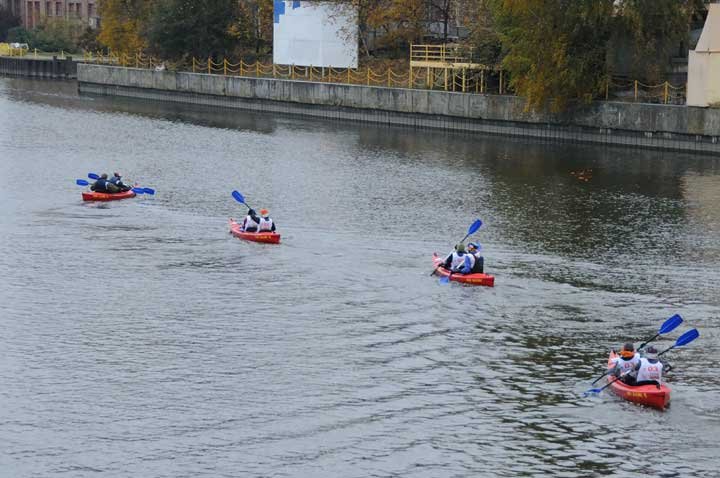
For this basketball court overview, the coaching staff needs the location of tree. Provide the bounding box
[78,27,103,52]
[0,5,21,42]
[461,0,502,65]
[31,18,84,52]
[491,0,615,111]
[230,0,273,55]
[428,0,455,43]
[97,0,151,54]
[326,0,428,58]
[367,0,427,49]
[144,0,240,61]
[612,0,702,82]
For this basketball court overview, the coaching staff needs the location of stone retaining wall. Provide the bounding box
[77,64,720,154]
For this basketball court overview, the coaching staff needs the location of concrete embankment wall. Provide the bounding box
[77,64,720,154]
[0,56,77,79]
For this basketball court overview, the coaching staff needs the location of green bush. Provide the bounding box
[30,20,81,53]
[6,26,30,44]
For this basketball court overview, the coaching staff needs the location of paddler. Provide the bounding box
[90,173,120,193]
[241,209,260,232]
[466,242,484,273]
[442,243,475,274]
[257,209,276,232]
[109,172,131,192]
[610,342,640,385]
[633,346,664,386]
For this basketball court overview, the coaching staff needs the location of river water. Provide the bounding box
[1,77,718,477]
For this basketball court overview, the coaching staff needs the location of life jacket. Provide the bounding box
[109,176,126,188]
[258,216,274,232]
[636,358,662,382]
[450,252,466,270]
[242,215,259,231]
[613,353,640,377]
[92,178,109,192]
[459,254,476,274]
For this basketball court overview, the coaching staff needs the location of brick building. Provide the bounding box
[1,0,99,30]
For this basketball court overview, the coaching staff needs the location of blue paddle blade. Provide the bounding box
[76,179,90,186]
[142,188,155,195]
[676,328,699,347]
[132,188,145,194]
[231,190,245,204]
[88,173,100,180]
[467,219,482,235]
[439,275,450,284]
[583,388,602,397]
[659,314,683,334]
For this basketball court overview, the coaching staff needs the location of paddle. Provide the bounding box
[431,219,482,278]
[583,369,636,397]
[639,314,683,349]
[584,328,699,396]
[590,314,683,385]
[657,328,699,357]
[231,190,252,210]
[76,179,153,195]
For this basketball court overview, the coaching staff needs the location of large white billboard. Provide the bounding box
[273,1,358,69]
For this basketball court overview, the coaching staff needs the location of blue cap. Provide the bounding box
[468,242,480,250]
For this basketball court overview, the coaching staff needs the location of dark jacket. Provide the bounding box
[91,178,109,192]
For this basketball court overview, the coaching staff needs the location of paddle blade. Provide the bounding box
[88,173,100,180]
[659,314,683,334]
[76,179,90,186]
[467,219,483,235]
[142,188,155,195]
[132,188,145,194]
[231,190,246,204]
[439,275,450,284]
[675,328,699,347]
[583,388,602,397]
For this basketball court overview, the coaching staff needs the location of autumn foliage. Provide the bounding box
[96,0,705,110]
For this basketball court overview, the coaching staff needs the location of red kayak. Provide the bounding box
[605,351,670,410]
[432,253,495,286]
[82,190,136,202]
[229,218,281,244]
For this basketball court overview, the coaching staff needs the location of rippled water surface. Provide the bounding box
[1,78,719,477]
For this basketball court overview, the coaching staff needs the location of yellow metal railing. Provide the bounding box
[79,50,687,103]
[410,44,472,64]
[606,77,685,105]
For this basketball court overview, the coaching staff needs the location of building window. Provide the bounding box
[45,1,51,15]
[55,1,61,16]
